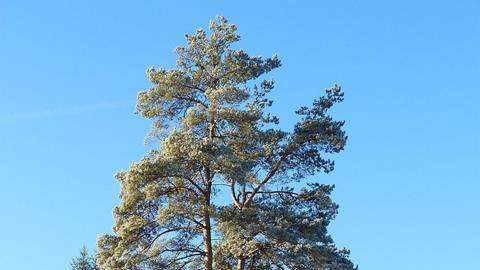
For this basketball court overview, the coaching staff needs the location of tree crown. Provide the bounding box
[97,16,355,270]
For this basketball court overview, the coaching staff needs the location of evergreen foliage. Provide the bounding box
[97,16,356,270]
[71,246,98,270]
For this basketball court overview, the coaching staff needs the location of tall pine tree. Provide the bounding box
[97,16,356,270]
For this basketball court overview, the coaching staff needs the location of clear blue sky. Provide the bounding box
[1,1,478,269]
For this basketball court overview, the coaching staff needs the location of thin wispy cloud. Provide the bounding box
[0,101,132,123]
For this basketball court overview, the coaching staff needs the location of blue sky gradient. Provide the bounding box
[0,1,479,269]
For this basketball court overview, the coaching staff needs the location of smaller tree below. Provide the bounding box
[71,246,98,270]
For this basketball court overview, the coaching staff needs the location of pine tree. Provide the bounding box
[71,246,97,270]
[97,16,356,270]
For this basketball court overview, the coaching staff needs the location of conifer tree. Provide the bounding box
[71,246,97,270]
[97,16,356,270]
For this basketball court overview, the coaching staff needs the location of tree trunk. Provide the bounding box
[237,257,245,270]
[203,117,215,270]
[203,206,213,270]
